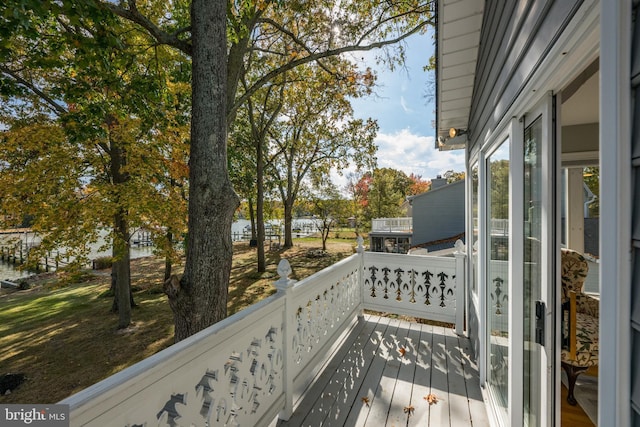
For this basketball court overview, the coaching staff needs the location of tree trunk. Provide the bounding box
[283,200,294,248]
[256,139,266,272]
[112,210,132,329]
[109,219,135,317]
[108,132,133,328]
[321,220,329,251]
[283,156,295,248]
[164,231,173,283]
[248,197,256,239]
[165,0,239,342]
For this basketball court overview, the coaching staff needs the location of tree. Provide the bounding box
[0,4,190,329]
[4,0,435,340]
[267,63,377,249]
[309,179,348,251]
[228,117,259,240]
[230,80,284,272]
[163,0,239,340]
[583,166,599,216]
[408,173,430,195]
[362,168,411,221]
[443,169,465,183]
[108,0,433,341]
[344,170,368,232]
[489,160,509,219]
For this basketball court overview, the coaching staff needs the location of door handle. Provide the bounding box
[535,300,545,345]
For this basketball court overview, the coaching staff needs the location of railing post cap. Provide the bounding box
[274,259,295,290]
[356,236,364,253]
[454,239,466,255]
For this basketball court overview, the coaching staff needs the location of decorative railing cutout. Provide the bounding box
[61,239,466,427]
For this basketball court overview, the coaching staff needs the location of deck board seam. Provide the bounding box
[274,316,490,427]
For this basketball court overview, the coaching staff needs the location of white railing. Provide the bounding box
[61,238,465,427]
[472,218,509,236]
[371,217,413,232]
[363,248,465,329]
[491,219,509,236]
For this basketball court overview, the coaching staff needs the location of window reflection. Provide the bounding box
[487,139,510,419]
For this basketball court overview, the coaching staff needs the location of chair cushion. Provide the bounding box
[561,248,589,299]
[576,293,599,317]
[561,312,598,367]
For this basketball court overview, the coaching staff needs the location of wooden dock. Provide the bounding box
[1,244,68,273]
[277,314,489,427]
[0,228,31,234]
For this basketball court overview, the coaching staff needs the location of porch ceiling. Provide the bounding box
[436,0,484,151]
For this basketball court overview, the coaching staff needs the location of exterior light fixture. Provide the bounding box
[437,129,469,151]
[449,128,469,138]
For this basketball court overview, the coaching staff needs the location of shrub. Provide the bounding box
[93,256,113,270]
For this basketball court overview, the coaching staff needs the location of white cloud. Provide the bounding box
[330,129,465,191]
[374,129,465,179]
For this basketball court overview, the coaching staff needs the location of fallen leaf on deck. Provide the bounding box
[404,405,415,416]
[424,393,438,405]
[361,396,370,407]
[398,346,407,357]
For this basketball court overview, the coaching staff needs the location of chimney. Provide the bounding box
[431,175,447,190]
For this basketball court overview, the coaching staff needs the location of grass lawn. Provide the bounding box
[0,237,356,404]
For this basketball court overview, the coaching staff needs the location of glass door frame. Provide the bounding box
[481,119,524,427]
[522,92,557,427]
[478,92,555,427]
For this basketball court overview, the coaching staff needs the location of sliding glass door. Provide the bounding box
[522,95,555,427]
[482,94,555,426]
[486,138,510,423]
[524,115,543,426]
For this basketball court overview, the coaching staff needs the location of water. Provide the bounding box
[231,218,320,241]
[0,261,32,281]
[1,219,321,281]
[0,245,156,282]
[0,230,155,282]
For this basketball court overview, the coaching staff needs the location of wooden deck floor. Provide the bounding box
[278,314,490,427]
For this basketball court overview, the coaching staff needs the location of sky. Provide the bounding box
[333,30,465,188]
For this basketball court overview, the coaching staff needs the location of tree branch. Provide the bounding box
[357,7,429,45]
[98,0,192,56]
[0,66,68,117]
[230,19,431,120]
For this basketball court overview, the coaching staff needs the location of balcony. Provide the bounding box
[61,239,488,427]
[370,218,413,233]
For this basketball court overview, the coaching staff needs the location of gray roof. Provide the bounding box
[407,179,465,203]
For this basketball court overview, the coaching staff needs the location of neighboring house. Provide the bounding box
[409,178,465,247]
[368,217,413,253]
[369,178,465,254]
[435,1,635,426]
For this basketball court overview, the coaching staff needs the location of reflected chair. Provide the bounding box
[560,248,599,405]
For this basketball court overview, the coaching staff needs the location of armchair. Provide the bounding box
[560,248,599,405]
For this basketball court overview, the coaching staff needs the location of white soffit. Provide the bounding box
[437,0,484,142]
